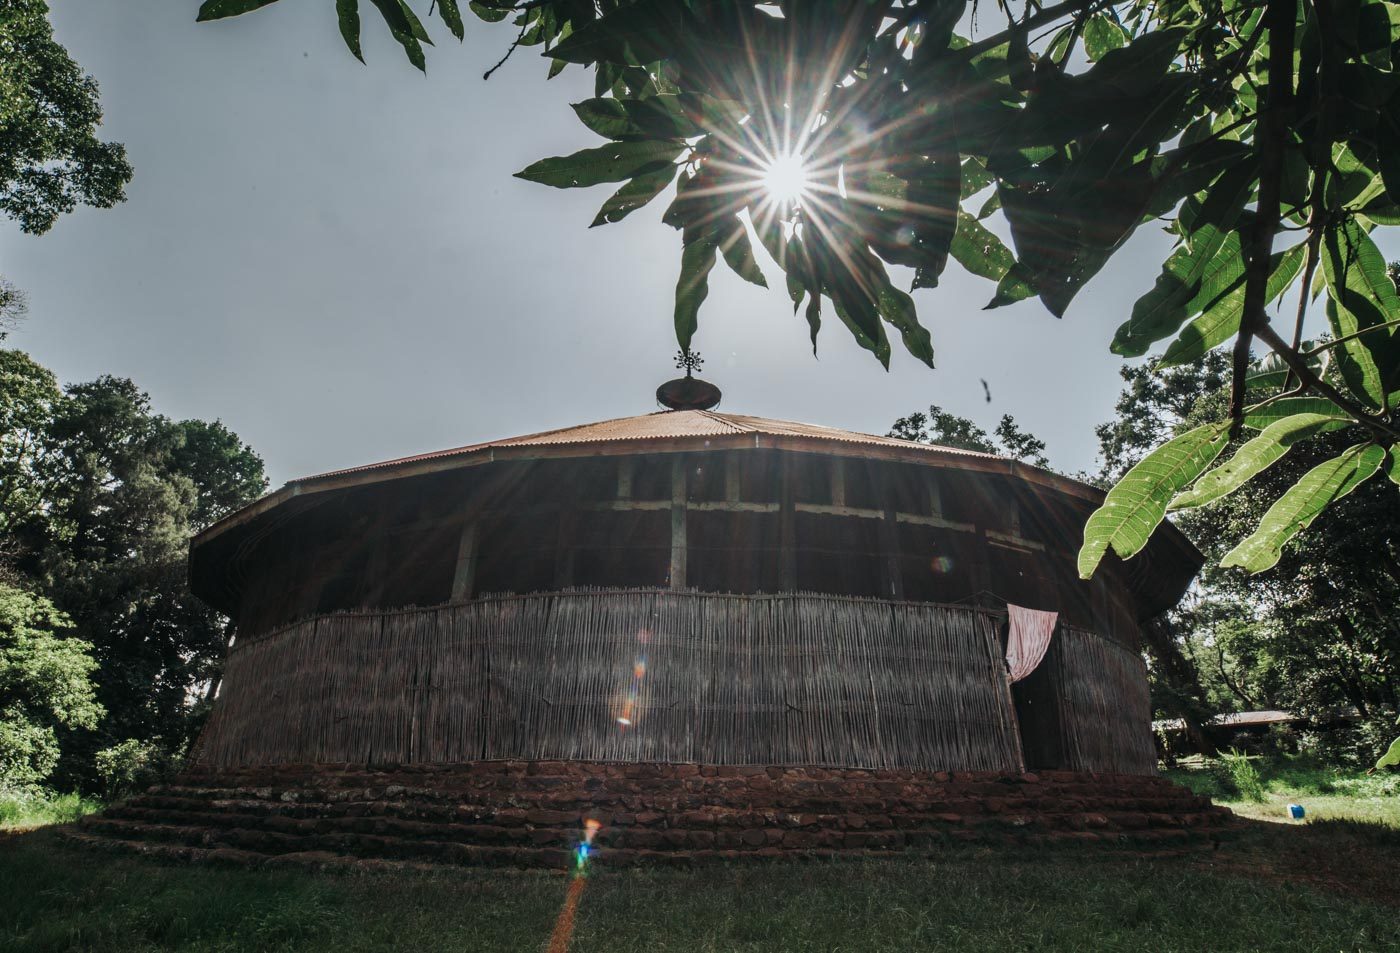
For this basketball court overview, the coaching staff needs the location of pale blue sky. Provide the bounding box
[3,2,1312,486]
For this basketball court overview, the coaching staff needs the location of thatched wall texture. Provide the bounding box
[198,590,1033,773]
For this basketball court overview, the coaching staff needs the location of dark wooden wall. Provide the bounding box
[229,450,1141,648]
[198,591,1027,773]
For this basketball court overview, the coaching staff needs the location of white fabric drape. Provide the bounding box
[1005,604,1058,682]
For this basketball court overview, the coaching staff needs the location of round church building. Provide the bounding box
[187,392,1201,781]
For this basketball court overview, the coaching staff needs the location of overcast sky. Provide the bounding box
[3,2,1322,487]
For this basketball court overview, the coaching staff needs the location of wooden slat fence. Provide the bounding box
[195,590,1143,774]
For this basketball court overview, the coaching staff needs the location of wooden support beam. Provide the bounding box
[780,457,796,591]
[880,505,904,600]
[926,474,943,518]
[553,508,576,589]
[449,519,479,602]
[896,512,976,533]
[617,457,634,499]
[831,458,846,507]
[669,457,687,589]
[795,502,883,519]
[986,530,1046,552]
[724,453,741,502]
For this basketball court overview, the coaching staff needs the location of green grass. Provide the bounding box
[0,830,1396,953]
[0,791,101,830]
[1165,756,1400,829]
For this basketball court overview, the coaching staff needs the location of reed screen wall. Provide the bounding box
[196,590,1153,775]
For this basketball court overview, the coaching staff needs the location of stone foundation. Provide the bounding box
[72,760,1232,869]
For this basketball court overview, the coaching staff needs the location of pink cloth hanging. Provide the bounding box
[1005,604,1058,682]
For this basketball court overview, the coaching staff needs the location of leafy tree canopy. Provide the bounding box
[0,1,133,234]
[198,0,1400,586]
[0,349,268,789]
[0,583,101,793]
[889,404,1048,466]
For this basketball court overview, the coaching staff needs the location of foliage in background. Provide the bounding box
[888,404,1048,466]
[200,0,1400,593]
[1095,350,1400,766]
[0,349,267,791]
[0,583,100,794]
[0,0,132,234]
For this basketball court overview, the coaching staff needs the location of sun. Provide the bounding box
[760,151,811,206]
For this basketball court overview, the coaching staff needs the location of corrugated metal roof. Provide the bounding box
[305,410,1000,482]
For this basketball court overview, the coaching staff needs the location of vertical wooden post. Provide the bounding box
[831,458,846,507]
[450,519,478,602]
[779,456,797,591]
[617,457,634,499]
[724,453,741,502]
[926,474,942,518]
[554,507,576,589]
[669,456,687,589]
[880,506,904,600]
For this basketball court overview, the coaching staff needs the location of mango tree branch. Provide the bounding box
[1230,0,1295,434]
[1255,323,1400,441]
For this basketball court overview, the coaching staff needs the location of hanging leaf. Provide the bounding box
[877,284,934,368]
[717,218,767,289]
[1386,443,1400,486]
[1157,242,1308,367]
[367,0,432,71]
[674,228,719,351]
[1170,413,1350,511]
[438,0,465,40]
[1113,226,1241,357]
[1078,422,1232,579]
[589,163,676,226]
[940,211,1013,286]
[1321,218,1400,407]
[196,0,281,20]
[1222,443,1387,573]
[516,140,682,189]
[336,0,363,62]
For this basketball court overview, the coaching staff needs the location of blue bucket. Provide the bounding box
[1287,803,1305,820]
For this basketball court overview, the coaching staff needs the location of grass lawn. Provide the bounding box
[1,822,1397,953]
[4,759,1396,952]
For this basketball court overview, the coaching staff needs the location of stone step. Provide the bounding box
[75,811,1223,871]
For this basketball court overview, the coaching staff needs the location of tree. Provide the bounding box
[0,351,268,787]
[0,278,27,340]
[1097,352,1400,762]
[1,1,133,234]
[889,404,1049,466]
[0,583,101,793]
[196,0,1400,590]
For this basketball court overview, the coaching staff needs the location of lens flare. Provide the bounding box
[761,151,810,205]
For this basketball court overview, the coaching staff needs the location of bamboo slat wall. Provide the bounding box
[1043,625,1158,775]
[196,590,1029,773]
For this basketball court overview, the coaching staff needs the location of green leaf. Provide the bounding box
[1377,734,1400,770]
[1170,413,1349,511]
[549,0,689,66]
[1321,218,1400,407]
[877,284,934,368]
[1078,422,1232,579]
[468,1,509,23]
[336,0,363,62]
[196,0,280,20]
[1222,443,1387,573]
[589,163,676,227]
[570,97,701,141]
[367,0,430,70]
[1243,397,1353,430]
[438,0,465,40]
[1113,225,1240,357]
[1082,14,1127,61]
[516,140,682,189]
[1158,242,1307,367]
[718,219,767,289]
[936,211,1012,287]
[1386,444,1400,486]
[674,229,719,352]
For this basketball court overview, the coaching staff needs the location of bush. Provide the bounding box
[94,739,180,799]
[0,788,100,828]
[1214,749,1267,803]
